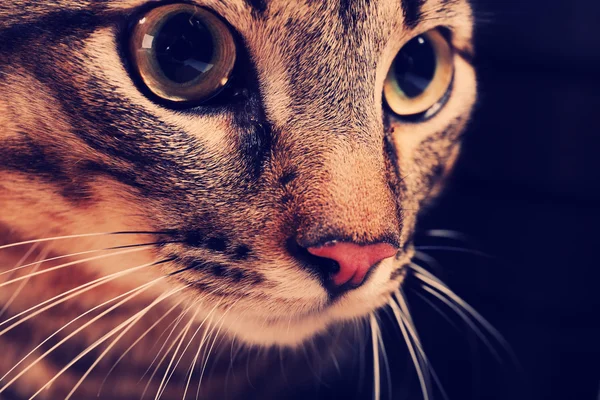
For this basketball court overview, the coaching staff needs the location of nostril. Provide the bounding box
[285,238,340,281]
[308,241,398,287]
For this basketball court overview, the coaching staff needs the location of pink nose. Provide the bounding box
[307,242,398,287]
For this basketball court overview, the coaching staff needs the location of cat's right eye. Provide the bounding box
[383,29,454,120]
[129,4,236,105]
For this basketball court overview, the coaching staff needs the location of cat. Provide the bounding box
[0,0,478,399]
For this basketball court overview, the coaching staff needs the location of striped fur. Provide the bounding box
[0,0,476,398]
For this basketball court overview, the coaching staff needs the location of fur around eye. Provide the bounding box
[129,4,236,105]
[383,29,454,120]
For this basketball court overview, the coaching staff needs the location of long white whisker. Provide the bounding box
[182,301,224,400]
[0,263,166,395]
[28,277,178,400]
[411,289,460,330]
[222,336,241,393]
[0,242,39,278]
[0,241,171,278]
[155,307,201,400]
[141,303,197,399]
[420,284,501,360]
[414,246,492,259]
[394,289,432,389]
[0,248,49,318]
[0,231,168,251]
[395,290,450,400]
[375,317,392,400]
[422,229,473,242]
[0,257,165,338]
[169,292,237,399]
[355,317,367,395]
[411,263,508,360]
[97,301,183,396]
[0,261,168,384]
[388,299,430,400]
[195,318,218,400]
[411,263,508,346]
[140,308,190,382]
[196,303,234,399]
[413,250,446,279]
[65,285,187,400]
[370,313,381,400]
[0,247,147,288]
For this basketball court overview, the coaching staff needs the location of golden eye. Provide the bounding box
[130,4,236,104]
[383,29,454,118]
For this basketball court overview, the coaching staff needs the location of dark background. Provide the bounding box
[412,0,600,399]
[298,1,600,399]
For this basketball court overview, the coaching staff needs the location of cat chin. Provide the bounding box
[217,281,406,348]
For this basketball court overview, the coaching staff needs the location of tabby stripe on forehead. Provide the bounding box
[401,0,426,29]
[245,0,268,16]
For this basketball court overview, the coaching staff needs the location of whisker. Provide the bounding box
[420,284,501,361]
[411,289,460,331]
[65,285,188,400]
[299,339,326,385]
[0,230,173,251]
[0,264,167,384]
[141,308,190,379]
[387,299,430,400]
[375,316,393,400]
[393,289,430,389]
[0,248,49,318]
[155,307,201,400]
[355,317,367,395]
[222,336,242,394]
[0,246,149,288]
[195,318,218,400]
[0,241,180,278]
[0,261,170,396]
[411,263,511,360]
[196,304,235,400]
[0,257,170,338]
[413,250,446,278]
[422,229,473,243]
[414,246,492,259]
[182,302,225,400]
[0,242,39,279]
[369,313,381,400]
[329,345,342,377]
[394,290,450,400]
[141,304,196,399]
[97,300,184,397]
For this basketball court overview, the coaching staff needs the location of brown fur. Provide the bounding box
[0,0,476,398]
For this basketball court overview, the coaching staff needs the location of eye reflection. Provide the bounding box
[384,29,454,118]
[130,4,236,104]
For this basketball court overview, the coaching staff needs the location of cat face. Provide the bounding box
[0,0,475,346]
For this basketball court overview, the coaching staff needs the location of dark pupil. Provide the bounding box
[393,35,437,98]
[153,13,215,84]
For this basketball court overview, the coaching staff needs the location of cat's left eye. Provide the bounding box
[383,29,454,119]
[129,4,236,105]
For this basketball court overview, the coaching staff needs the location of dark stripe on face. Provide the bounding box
[0,8,113,57]
[239,120,273,180]
[0,135,144,200]
[338,0,369,30]
[401,0,426,29]
[190,260,265,284]
[244,0,268,16]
